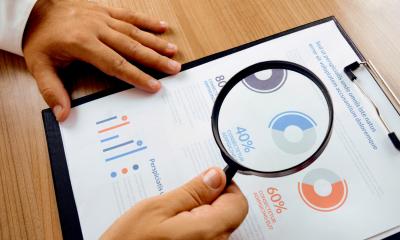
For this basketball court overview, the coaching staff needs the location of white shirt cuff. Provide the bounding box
[0,0,38,56]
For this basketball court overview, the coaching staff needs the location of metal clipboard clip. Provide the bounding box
[344,60,400,151]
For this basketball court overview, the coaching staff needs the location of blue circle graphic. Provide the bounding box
[133,164,139,170]
[269,111,317,154]
[110,171,117,178]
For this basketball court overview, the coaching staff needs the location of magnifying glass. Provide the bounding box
[211,61,334,185]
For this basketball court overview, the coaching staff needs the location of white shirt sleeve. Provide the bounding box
[0,0,37,56]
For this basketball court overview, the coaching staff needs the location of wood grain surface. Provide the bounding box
[1,0,399,239]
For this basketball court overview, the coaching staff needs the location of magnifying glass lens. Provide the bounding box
[217,67,331,172]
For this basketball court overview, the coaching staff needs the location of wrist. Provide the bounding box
[22,0,55,52]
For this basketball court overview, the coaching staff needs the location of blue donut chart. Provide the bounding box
[269,111,317,154]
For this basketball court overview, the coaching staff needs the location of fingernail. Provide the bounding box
[52,105,62,120]
[148,79,161,90]
[168,60,181,72]
[160,21,168,29]
[166,43,177,51]
[203,168,222,189]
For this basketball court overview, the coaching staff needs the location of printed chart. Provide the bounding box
[243,69,287,93]
[95,114,150,213]
[298,168,348,212]
[96,115,147,163]
[269,111,317,154]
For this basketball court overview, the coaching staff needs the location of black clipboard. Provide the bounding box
[42,16,399,239]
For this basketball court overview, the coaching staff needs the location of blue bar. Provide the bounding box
[96,116,117,125]
[100,135,119,143]
[103,140,134,152]
[105,146,147,162]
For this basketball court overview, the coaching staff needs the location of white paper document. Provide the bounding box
[59,20,400,239]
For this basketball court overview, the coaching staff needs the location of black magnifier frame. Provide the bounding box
[211,60,334,185]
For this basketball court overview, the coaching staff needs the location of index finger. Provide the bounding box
[163,182,248,239]
[70,38,161,92]
[206,182,249,229]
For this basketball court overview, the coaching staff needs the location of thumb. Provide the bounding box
[32,61,71,122]
[161,167,226,215]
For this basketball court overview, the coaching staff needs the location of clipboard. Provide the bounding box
[42,16,400,239]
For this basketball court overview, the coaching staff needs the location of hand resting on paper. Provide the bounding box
[101,167,249,240]
[23,0,181,122]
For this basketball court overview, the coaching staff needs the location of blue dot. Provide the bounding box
[133,164,139,170]
[111,172,117,178]
[137,140,143,146]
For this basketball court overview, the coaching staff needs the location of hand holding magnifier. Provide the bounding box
[211,61,334,185]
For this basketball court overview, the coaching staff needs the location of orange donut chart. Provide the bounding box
[298,168,348,212]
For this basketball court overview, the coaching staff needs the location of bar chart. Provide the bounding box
[95,115,147,163]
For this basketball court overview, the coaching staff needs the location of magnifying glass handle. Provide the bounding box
[223,165,237,186]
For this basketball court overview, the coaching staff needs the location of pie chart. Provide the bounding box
[269,111,317,154]
[298,168,348,212]
[242,68,287,93]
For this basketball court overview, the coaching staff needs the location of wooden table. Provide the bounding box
[1,0,399,238]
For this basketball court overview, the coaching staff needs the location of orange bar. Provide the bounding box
[98,121,130,134]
